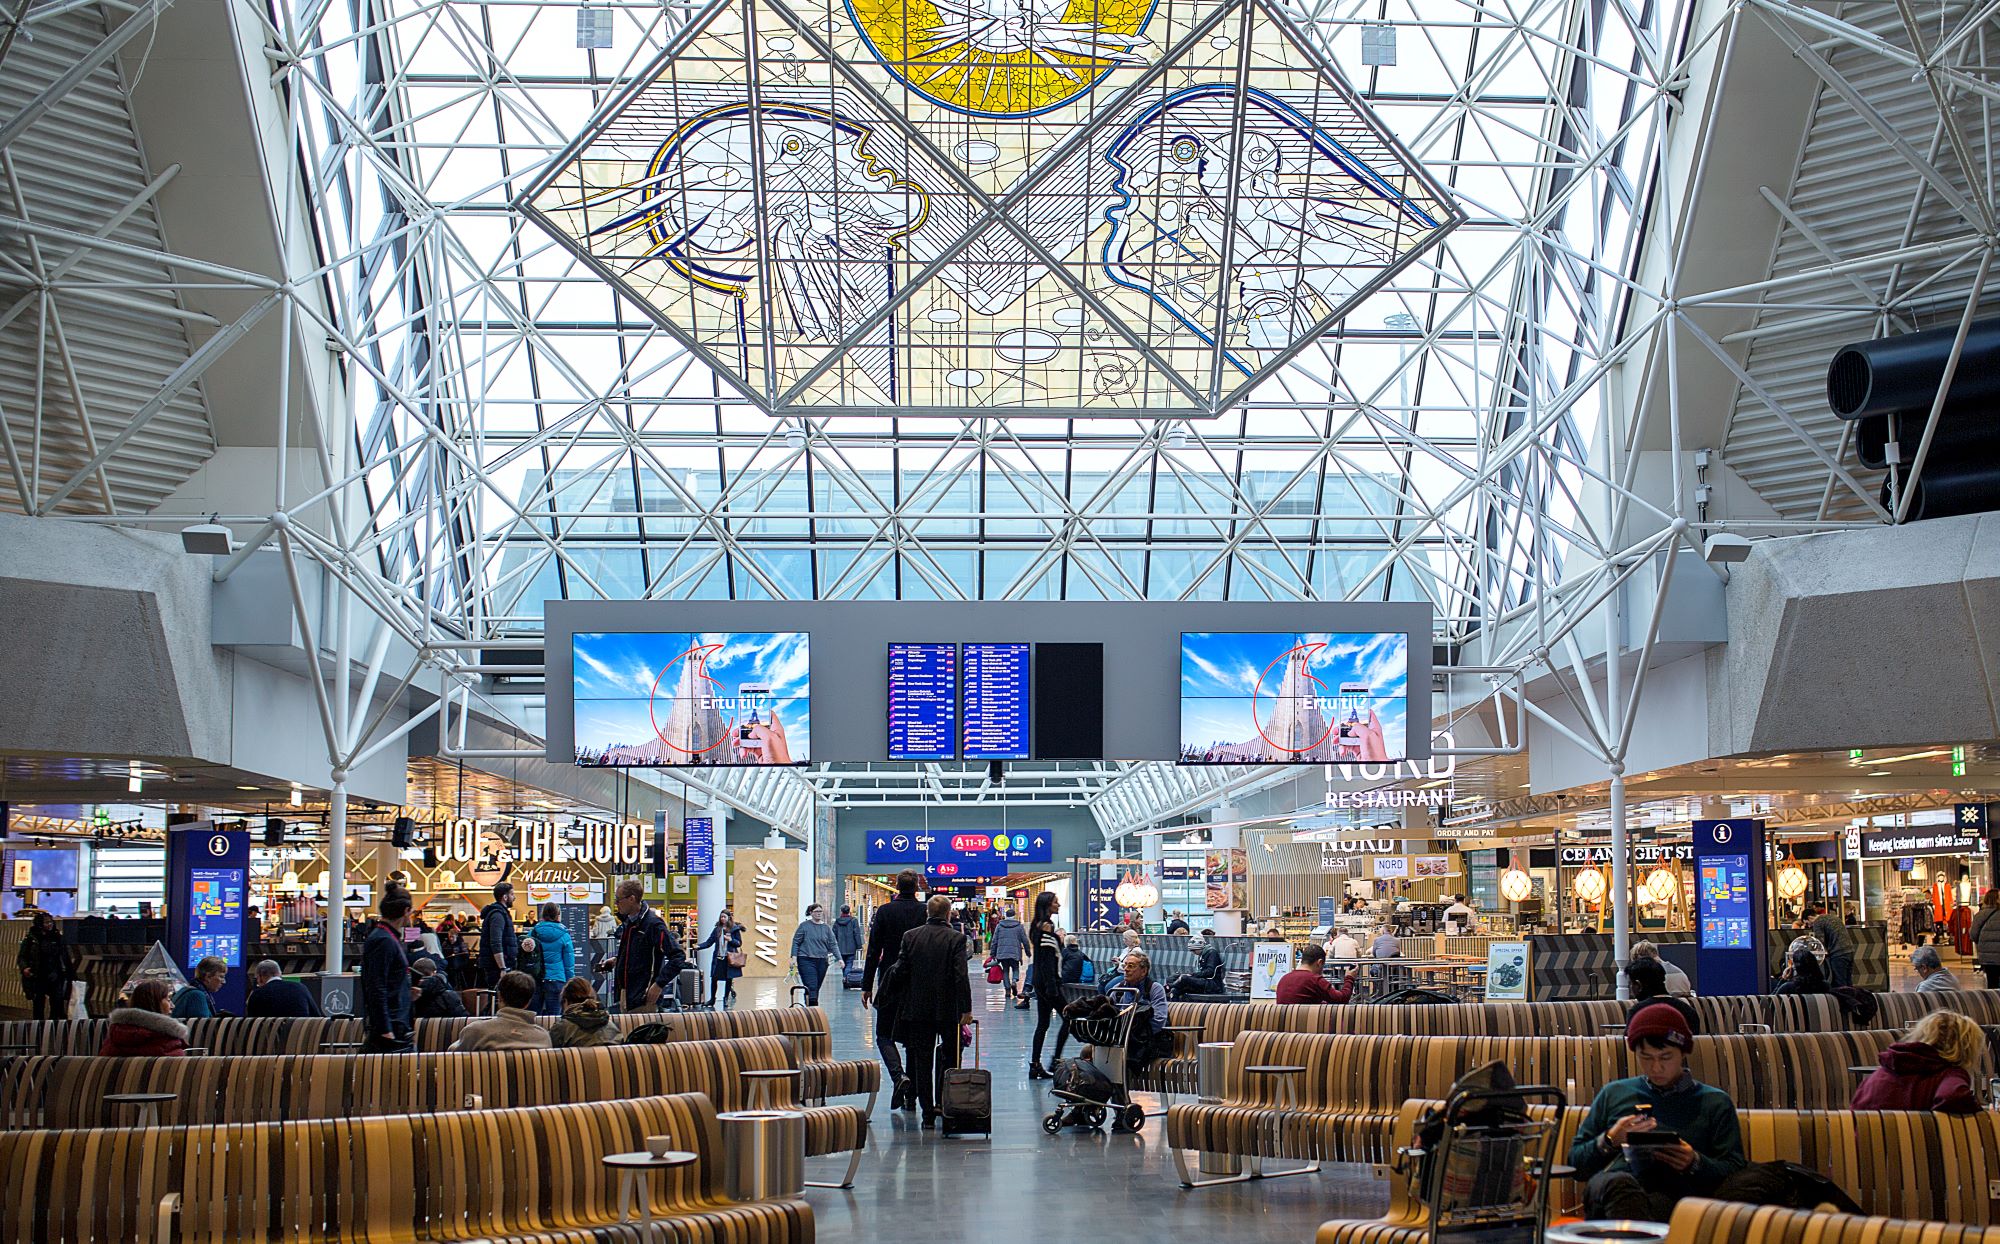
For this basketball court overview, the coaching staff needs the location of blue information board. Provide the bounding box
[682,816,715,876]
[1691,819,1767,996]
[863,828,1053,880]
[1084,877,1122,927]
[961,642,1030,760]
[167,826,250,1014]
[887,643,958,760]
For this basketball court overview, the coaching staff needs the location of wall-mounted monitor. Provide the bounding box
[962,642,1030,760]
[1179,631,1410,764]
[1034,642,1103,760]
[572,631,811,766]
[887,642,959,761]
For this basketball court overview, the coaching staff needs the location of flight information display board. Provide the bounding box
[887,643,958,760]
[961,643,1030,759]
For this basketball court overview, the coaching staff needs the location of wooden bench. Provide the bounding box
[1314,1102,2000,1243]
[1664,1197,2000,1244]
[1166,1028,1974,1170]
[0,1092,813,1244]
[0,1006,879,1107]
[0,1034,868,1164]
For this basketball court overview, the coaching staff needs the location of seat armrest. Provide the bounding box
[156,1191,180,1244]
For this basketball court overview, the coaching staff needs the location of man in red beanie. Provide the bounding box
[1566,1000,1745,1221]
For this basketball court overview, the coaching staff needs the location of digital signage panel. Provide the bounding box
[572,631,810,767]
[1697,855,1753,950]
[961,642,1030,760]
[887,642,958,761]
[1180,632,1410,763]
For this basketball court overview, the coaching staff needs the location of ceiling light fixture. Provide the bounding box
[1500,868,1533,903]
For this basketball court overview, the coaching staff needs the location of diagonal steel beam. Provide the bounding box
[0,0,168,153]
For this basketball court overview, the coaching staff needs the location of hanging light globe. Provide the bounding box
[1573,867,1606,904]
[1500,868,1533,902]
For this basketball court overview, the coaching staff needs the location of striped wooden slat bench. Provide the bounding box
[1166,1028,1973,1171]
[1,1034,867,1166]
[1663,1197,2000,1244]
[1316,1102,2000,1243]
[0,1092,814,1244]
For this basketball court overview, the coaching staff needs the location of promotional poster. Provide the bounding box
[572,631,811,766]
[1180,631,1409,763]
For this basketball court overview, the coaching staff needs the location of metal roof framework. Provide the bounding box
[1,0,1993,838]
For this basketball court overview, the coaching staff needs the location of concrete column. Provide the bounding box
[696,802,731,934]
[1140,829,1165,929]
[1209,803,1242,937]
[326,771,347,973]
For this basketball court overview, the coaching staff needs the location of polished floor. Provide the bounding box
[728,969,1385,1244]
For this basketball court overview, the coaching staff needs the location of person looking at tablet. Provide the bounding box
[1568,1002,1745,1221]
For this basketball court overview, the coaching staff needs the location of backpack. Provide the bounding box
[1053,1057,1116,1103]
[625,1022,674,1044]
[518,937,545,983]
[1079,959,1096,983]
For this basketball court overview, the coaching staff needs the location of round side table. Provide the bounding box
[602,1151,698,1227]
[740,1067,803,1110]
[104,1092,177,1128]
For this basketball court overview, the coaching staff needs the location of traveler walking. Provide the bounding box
[1027,891,1072,1079]
[98,980,189,1056]
[790,903,840,1005]
[604,878,684,1012]
[246,960,320,1017]
[1852,1010,1982,1113]
[695,910,745,1007]
[832,905,864,970]
[529,903,576,1016]
[480,883,519,987]
[989,905,1027,998]
[890,895,973,1129]
[361,891,415,1053]
[16,912,74,1021]
[449,971,552,1050]
[863,870,929,1111]
[1973,888,2000,988]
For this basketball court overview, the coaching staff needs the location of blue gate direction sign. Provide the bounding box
[864,829,1053,880]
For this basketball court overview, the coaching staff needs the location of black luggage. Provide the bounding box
[842,962,865,990]
[939,1019,991,1137]
[1052,1057,1115,1103]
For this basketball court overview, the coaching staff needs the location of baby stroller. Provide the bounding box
[1042,987,1149,1134]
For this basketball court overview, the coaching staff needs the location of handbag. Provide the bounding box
[726,947,748,968]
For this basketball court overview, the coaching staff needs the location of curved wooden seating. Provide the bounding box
[1166,1028,1973,1168]
[1,1033,866,1159]
[1664,1197,2000,1244]
[0,1093,813,1244]
[1316,1105,2000,1243]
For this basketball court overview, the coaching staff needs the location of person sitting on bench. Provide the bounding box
[1568,1002,1745,1222]
[1274,942,1359,1004]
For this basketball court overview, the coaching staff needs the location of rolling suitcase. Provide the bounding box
[842,962,865,990]
[939,1019,991,1137]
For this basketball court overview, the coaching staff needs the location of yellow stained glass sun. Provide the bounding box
[848,0,1155,116]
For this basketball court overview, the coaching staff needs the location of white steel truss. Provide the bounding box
[0,0,1994,843]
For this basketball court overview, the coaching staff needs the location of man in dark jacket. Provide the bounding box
[481,883,518,987]
[361,892,414,1052]
[409,958,469,1019]
[988,906,1028,998]
[246,959,321,1017]
[892,895,973,1129]
[832,906,864,970]
[605,879,684,1012]
[862,870,929,1109]
[1168,934,1228,999]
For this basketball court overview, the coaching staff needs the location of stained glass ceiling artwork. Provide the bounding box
[520,0,1461,417]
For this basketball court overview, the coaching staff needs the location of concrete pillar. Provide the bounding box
[325,771,348,973]
[1209,803,1243,937]
[697,802,731,935]
[1140,828,1166,929]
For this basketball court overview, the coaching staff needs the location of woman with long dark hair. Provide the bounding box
[1028,890,1073,1080]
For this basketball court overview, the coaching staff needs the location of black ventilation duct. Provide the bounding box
[1827,318,2000,521]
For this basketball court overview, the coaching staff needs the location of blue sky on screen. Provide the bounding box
[572,631,812,755]
[1180,632,1409,698]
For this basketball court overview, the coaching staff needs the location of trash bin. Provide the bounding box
[305,973,359,1017]
[1196,1041,1241,1177]
[718,1110,805,1199]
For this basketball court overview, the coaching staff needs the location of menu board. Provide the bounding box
[887,643,958,760]
[961,642,1030,760]
[187,866,246,966]
[1698,854,1752,950]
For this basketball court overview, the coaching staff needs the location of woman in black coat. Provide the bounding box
[1028,891,1075,1080]
[695,910,745,1007]
[16,912,74,1020]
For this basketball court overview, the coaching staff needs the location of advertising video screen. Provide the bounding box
[1180,632,1410,763]
[573,632,810,766]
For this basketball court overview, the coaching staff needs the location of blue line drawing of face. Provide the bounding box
[1100,85,1441,367]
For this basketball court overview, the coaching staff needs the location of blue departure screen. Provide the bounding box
[962,643,1030,760]
[1698,854,1752,950]
[888,643,958,760]
[187,867,246,966]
